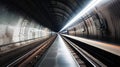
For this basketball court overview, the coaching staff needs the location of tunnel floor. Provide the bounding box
[35,35,79,67]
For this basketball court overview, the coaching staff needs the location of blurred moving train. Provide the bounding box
[65,0,120,43]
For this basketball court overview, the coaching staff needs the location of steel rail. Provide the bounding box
[7,35,56,67]
[62,36,106,67]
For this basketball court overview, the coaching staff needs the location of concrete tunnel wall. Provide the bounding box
[65,0,120,42]
[0,4,51,46]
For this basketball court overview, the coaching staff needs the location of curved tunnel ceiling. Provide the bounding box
[2,0,90,32]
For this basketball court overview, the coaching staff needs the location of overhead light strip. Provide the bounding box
[60,0,102,32]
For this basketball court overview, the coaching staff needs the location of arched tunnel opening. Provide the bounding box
[0,0,120,67]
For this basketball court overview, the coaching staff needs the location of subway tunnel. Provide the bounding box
[0,0,120,67]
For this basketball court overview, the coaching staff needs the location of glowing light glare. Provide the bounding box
[60,0,102,32]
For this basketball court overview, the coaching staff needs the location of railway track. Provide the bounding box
[62,36,107,67]
[62,34,120,67]
[4,34,119,67]
[7,35,56,67]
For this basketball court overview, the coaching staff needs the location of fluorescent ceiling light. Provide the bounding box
[60,0,102,32]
